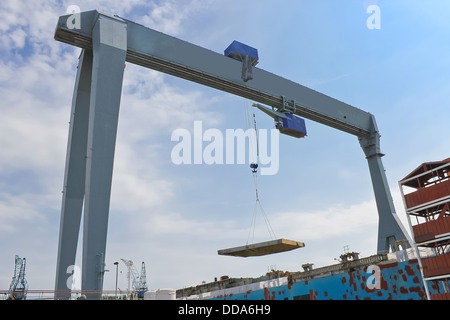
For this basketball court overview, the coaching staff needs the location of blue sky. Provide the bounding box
[0,0,449,296]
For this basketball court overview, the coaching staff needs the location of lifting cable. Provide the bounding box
[244,100,277,245]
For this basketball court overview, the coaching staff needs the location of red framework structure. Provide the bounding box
[399,158,450,300]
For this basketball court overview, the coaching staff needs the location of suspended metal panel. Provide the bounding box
[218,239,305,257]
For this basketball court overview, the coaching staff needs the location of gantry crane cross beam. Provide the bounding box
[54,11,410,300]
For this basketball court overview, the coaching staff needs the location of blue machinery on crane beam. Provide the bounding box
[53,11,411,300]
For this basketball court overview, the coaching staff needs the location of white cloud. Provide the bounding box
[0,1,65,57]
[135,0,211,36]
[119,71,224,141]
[110,142,175,213]
[138,2,186,36]
[6,27,27,49]
[0,193,44,232]
[270,199,379,242]
[0,57,75,174]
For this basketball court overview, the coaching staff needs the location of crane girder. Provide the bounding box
[55,10,373,137]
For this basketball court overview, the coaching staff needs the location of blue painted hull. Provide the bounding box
[178,258,444,300]
[212,260,428,300]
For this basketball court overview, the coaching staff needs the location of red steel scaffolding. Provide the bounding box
[399,158,450,300]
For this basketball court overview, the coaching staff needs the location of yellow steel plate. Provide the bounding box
[218,239,305,257]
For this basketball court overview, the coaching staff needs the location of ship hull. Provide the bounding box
[210,260,427,300]
[177,254,444,300]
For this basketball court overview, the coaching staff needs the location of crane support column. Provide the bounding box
[359,115,412,253]
[54,49,92,300]
[54,14,127,300]
[81,14,127,300]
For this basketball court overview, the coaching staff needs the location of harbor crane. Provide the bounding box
[54,10,411,299]
[7,255,28,300]
[120,259,148,299]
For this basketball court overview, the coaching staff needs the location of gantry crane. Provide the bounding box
[54,10,411,299]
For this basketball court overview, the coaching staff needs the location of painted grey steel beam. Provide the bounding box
[54,49,92,300]
[359,116,411,253]
[367,153,413,253]
[80,14,127,300]
[54,10,372,138]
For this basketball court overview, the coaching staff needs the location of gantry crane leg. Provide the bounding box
[55,15,127,300]
[359,115,412,254]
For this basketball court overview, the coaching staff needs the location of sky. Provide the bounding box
[0,0,449,297]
